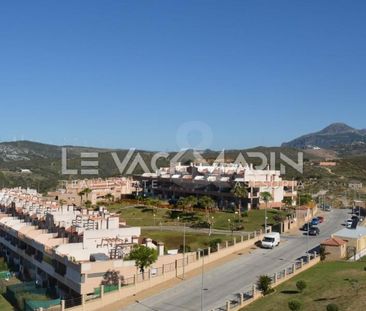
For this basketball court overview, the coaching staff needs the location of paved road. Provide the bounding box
[121,209,350,311]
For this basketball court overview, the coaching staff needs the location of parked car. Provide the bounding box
[324,205,332,212]
[311,218,319,226]
[308,227,320,236]
[261,232,280,249]
[317,216,324,223]
[300,223,313,231]
[352,214,365,222]
[346,219,354,229]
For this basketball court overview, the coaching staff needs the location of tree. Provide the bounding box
[198,196,216,214]
[129,245,158,278]
[102,270,123,286]
[299,193,312,206]
[177,196,197,212]
[85,200,92,209]
[282,197,293,207]
[231,182,248,216]
[260,192,273,232]
[288,299,302,311]
[104,193,114,203]
[78,190,85,205]
[83,188,92,203]
[319,245,328,261]
[296,280,307,293]
[257,275,272,296]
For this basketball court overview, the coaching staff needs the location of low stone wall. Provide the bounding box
[60,230,265,311]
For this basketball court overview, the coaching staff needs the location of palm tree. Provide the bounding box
[83,188,92,203]
[78,190,85,206]
[198,196,216,215]
[260,191,273,232]
[231,182,248,217]
[104,193,114,203]
[177,196,197,212]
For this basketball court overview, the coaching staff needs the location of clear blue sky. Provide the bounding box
[1,0,366,151]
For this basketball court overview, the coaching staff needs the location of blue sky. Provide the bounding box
[1,0,366,150]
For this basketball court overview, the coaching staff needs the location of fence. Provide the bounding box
[56,229,265,311]
[212,251,320,311]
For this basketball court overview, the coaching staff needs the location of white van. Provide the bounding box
[261,232,280,249]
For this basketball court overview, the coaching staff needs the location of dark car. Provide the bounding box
[308,227,320,236]
[300,223,313,231]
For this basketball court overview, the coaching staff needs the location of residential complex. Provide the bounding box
[137,162,297,209]
[0,187,157,300]
[48,177,138,206]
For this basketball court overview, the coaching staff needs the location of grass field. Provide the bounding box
[242,261,366,311]
[109,204,288,232]
[141,229,234,250]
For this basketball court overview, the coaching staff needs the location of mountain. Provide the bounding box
[282,123,366,153]
[0,140,320,192]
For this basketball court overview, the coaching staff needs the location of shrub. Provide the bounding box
[296,280,307,292]
[326,304,339,311]
[288,299,302,311]
[208,238,222,252]
[257,275,273,296]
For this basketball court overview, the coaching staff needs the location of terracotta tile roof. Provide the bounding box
[321,237,346,246]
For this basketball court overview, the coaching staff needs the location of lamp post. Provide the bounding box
[182,221,186,279]
[153,213,156,226]
[197,248,205,311]
[209,216,214,236]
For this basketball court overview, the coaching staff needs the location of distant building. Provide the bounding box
[332,226,366,260]
[318,161,337,167]
[48,177,138,205]
[349,181,363,190]
[136,162,297,210]
[20,169,32,174]
[320,237,347,261]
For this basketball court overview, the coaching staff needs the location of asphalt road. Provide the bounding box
[121,208,350,311]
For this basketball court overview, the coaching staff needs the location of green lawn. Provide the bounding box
[212,209,288,232]
[242,261,366,311]
[109,204,288,232]
[141,229,235,251]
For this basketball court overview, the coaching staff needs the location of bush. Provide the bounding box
[257,275,273,296]
[296,280,307,292]
[208,238,222,252]
[288,299,302,311]
[326,304,339,311]
[178,245,191,253]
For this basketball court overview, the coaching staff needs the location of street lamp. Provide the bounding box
[182,220,186,279]
[153,213,156,226]
[197,248,205,311]
[209,216,214,236]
